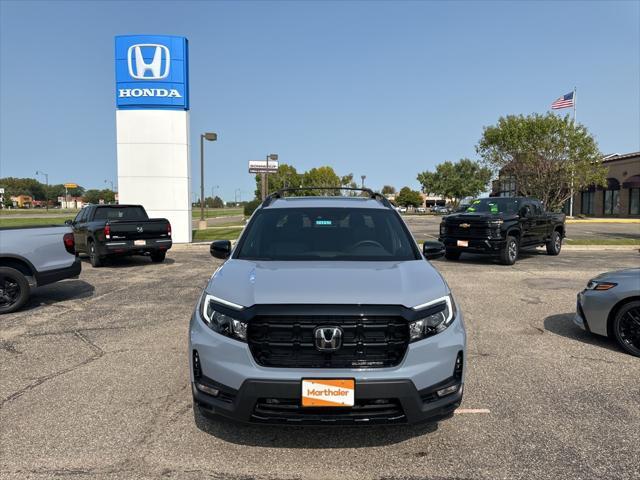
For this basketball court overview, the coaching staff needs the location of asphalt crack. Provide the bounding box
[0,330,104,409]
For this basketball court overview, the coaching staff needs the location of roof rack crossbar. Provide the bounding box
[261,187,392,208]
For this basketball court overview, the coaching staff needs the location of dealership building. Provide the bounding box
[492,151,640,217]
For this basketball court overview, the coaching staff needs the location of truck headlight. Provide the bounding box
[199,294,248,341]
[409,295,456,342]
[439,224,446,235]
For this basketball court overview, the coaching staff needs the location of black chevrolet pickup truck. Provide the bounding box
[68,204,172,267]
[438,197,565,265]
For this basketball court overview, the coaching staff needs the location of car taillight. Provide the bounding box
[167,222,172,237]
[63,233,75,254]
[104,224,111,240]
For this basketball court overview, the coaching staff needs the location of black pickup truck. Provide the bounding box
[438,197,566,265]
[68,204,172,267]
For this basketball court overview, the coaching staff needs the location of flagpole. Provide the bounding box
[569,86,576,217]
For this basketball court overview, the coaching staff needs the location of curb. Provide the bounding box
[562,245,639,251]
[566,219,640,224]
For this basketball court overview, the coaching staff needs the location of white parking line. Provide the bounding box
[454,408,491,414]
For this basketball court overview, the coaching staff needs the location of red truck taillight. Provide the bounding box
[104,224,111,240]
[63,233,75,254]
[167,222,172,237]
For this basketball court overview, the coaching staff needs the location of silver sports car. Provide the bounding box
[575,268,640,357]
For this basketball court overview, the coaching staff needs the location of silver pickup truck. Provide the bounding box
[0,225,81,314]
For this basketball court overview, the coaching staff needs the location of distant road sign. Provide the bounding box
[64,183,79,189]
[249,160,279,174]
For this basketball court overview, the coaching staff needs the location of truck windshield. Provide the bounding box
[466,198,519,214]
[235,207,419,261]
[93,206,149,221]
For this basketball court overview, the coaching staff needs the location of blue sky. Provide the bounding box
[1,0,638,201]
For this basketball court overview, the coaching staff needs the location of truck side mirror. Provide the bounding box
[423,241,445,260]
[210,240,231,259]
[519,207,530,218]
[64,219,73,225]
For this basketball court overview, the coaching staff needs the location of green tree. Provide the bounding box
[417,159,492,207]
[212,196,224,208]
[476,113,606,211]
[255,163,301,198]
[395,186,422,208]
[83,189,101,204]
[0,177,46,199]
[244,198,261,216]
[381,185,396,195]
[301,166,342,195]
[83,189,115,204]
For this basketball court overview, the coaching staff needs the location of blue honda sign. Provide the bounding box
[115,35,189,110]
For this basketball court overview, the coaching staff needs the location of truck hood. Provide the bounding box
[206,259,449,308]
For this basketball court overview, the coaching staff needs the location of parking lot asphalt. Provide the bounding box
[403,214,640,242]
[1,248,639,480]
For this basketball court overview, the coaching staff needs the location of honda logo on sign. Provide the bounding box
[127,44,170,80]
[314,327,343,351]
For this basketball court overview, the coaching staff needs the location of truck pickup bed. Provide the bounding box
[69,204,172,267]
[0,225,81,313]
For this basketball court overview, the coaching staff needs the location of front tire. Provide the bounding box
[89,241,103,268]
[150,251,166,263]
[613,301,640,357]
[445,249,461,260]
[500,236,519,265]
[0,267,30,314]
[546,230,562,256]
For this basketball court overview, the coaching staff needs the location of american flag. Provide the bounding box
[551,91,574,109]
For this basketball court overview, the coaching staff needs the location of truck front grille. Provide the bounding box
[247,315,409,368]
[446,225,492,238]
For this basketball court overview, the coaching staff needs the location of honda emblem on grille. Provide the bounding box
[314,326,343,351]
[459,223,471,228]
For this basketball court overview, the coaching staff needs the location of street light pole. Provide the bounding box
[200,132,218,226]
[35,170,49,211]
[361,175,366,189]
[262,153,278,200]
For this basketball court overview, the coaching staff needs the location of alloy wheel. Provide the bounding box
[508,240,517,261]
[0,276,20,308]
[618,306,640,352]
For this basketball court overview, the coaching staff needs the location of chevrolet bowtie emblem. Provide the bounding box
[460,223,471,228]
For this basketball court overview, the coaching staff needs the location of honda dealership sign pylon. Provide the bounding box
[115,35,192,243]
[115,36,189,109]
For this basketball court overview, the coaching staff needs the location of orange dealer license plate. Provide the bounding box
[302,379,355,407]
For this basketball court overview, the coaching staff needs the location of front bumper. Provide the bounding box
[189,304,466,425]
[98,238,172,256]
[193,376,462,425]
[439,236,505,254]
[574,289,618,337]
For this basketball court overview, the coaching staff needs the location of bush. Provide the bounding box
[244,199,261,217]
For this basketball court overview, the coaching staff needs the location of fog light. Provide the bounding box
[195,382,220,397]
[436,384,459,397]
